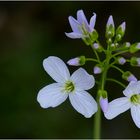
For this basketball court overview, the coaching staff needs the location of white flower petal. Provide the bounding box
[89,13,96,32]
[68,16,82,34]
[105,97,131,119]
[65,32,83,39]
[131,105,140,128]
[123,81,140,97]
[69,90,97,118]
[43,56,70,83]
[70,68,95,90]
[37,83,68,108]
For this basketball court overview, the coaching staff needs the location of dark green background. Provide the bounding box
[0,1,140,139]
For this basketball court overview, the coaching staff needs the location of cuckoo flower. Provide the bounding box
[65,9,96,39]
[105,81,140,128]
[37,56,97,118]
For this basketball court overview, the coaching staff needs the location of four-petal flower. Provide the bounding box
[37,56,97,118]
[105,81,140,128]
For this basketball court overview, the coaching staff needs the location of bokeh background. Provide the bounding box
[1,1,140,139]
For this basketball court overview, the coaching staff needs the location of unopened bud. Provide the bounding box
[120,22,126,33]
[107,38,112,45]
[92,43,99,49]
[93,65,102,74]
[90,29,98,42]
[115,22,126,42]
[128,75,137,82]
[117,57,126,65]
[122,71,137,82]
[98,90,108,113]
[115,43,119,47]
[116,34,121,41]
[92,43,103,52]
[125,42,131,48]
[107,15,114,27]
[110,43,115,48]
[130,57,140,67]
[67,56,85,66]
[106,15,115,39]
[100,97,108,113]
[130,43,140,53]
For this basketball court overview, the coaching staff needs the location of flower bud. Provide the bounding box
[130,57,140,67]
[115,42,119,47]
[122,71,137,82]
[106,15,115,39]
[129,43,140,53]
[115,22,126,42]
[90,29,98,42]
[127,75,137,82]
[110,43,115,48]
[93,65,102,74]
[99,97,108,113]
[98,89,108,113]
[92,43,103,52]
[117,57,126,65]
[106,38,112,45]
[124,42,131,48]
[67,56,85,66]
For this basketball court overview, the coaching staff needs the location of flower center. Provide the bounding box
[130,94,140,105]
[64,81,75,93]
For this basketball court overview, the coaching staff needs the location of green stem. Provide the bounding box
[111,65,124,74]
[86,58,99,63]
[90,45,101,63]
[112,50,129,58]
[93,100,101,139]
[107,78,126,88]
[93,46,110,139]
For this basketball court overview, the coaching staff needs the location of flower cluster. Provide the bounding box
[37,9,140,129]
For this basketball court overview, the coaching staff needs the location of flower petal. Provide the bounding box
[43,56,70,83]
[69,90,97,118]
[65,32,83,39]
[89,13,96,32]
[68,16,82,34]
[105,97,131,119]
[123,81,140,97]
[77,10,89,27]
[70,68,95,90]
[131,105,140,128]
[37,83,68,108]
[77,10,91,33]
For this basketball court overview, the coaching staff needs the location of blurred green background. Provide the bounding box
[1,1,140,139]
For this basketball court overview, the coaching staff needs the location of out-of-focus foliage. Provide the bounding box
[0,1,140,138]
